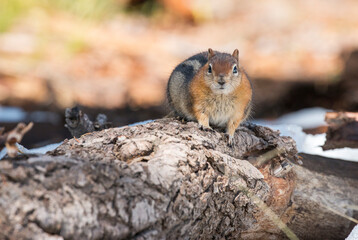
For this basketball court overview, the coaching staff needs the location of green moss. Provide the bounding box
[0,0,164,33]
[0,0,120,33]
[41,0,119,20]
[66,36,89,54]
[0,0,35,32]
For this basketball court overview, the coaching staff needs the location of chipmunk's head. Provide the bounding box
[204,48,241,94]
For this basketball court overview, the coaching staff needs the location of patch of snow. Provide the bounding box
[126,120,154,127]
[255,123,358,162]
[0,148,7,160]
[302,134,358,161]
[254,108,358,162]
[254,107,329,129]
[0,142,62,160]
[346,225,358,240]
[263,124,306,152]
[16,142,62,155]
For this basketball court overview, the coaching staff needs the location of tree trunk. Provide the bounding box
[0,118,356,240]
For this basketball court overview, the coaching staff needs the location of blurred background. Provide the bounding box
[1,0,358,148]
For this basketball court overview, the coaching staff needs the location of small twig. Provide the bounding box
[345,205,358,211]
[1,122,34,158]
[227,161,299,240]
[253,147,284,167]
[239,185,299,240]
[322,204,358,224]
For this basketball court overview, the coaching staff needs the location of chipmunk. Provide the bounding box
[167,48,252,146]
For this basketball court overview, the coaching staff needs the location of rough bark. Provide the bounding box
[64,106,112,138]
[287,153,358,240]
[323,112,358,150]
[0,118,356,240]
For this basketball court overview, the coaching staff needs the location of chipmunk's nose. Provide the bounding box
[218,74,225,85]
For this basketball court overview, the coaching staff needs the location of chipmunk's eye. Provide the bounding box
[233,65,238,74]
[208,64,212,74]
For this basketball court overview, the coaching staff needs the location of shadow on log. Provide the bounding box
[0,118,357,239]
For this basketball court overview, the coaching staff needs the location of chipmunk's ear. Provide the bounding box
[232,49,239,62]
[208,48,215,60]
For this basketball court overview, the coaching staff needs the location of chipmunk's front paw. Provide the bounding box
[200,124,212,131]
[227,134,235,147]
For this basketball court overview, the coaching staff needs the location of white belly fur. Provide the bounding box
[210,113,230,127]
[208,95,237,128]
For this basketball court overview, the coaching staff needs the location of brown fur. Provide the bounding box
[189,50,252,144]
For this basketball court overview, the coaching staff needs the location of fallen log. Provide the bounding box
[0,118,357,239]
[323,112,358,150]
